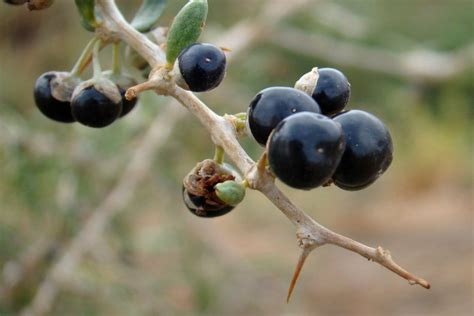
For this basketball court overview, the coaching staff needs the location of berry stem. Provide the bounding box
[78,42,108,74]
[92,40,104,79]
[213,146,225,164]
[69,37,100,77]
[112,41,122,75]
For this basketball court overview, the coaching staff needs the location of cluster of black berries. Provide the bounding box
[248,68,393,191]
[33,71,138,128]
[33,42,227,128]
[181,67,393,219]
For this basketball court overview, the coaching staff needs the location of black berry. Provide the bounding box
[248,87,321,146]
[182,186,235,218]
[268,112,345,190]
[33,72,76,123]
[312,68,351,116]
[71,80,122,128]
[177,43,226,92]
[332,110,393,191]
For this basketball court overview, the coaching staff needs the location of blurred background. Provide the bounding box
[0,0,472,315]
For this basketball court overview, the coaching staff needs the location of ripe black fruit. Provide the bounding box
[312,68,351,116]
[177,43,226,92]
[71,79,122,128]
[268,112,345,190]
[182,186,235,218]
[33,72,77,123]
[248,87,321,146]
[332,110,393,190]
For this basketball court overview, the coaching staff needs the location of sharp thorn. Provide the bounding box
[286,248,311,303]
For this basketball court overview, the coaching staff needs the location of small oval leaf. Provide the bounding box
[166,0,208,65]
[75,0,97,32]
[131,0,168,33]
[215,180,246,206]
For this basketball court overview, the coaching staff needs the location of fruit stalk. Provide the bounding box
[69,36,100,77]
[92,39,103,79]
[213,146,225,164]
[112,41,122,75]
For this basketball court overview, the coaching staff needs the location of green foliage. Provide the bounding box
[165,0,208,65]
[131,0,168,33]
[75,0,97,32]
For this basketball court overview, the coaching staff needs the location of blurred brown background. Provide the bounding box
[0,0,472,315]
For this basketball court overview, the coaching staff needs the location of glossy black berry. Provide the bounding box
[177,43,226,92]
[332,110,393,191]
[33,72,76,123]
[71,81,122,128]
[268,112,345,190]
[248,87,321,146]
[312,68,351,116]
[182,186,235,218]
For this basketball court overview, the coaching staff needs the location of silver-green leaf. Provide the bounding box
[165,0,208,65]
[75,0,97,32]
[131,0,168,33]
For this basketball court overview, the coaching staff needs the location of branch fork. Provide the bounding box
[125,65,174,100]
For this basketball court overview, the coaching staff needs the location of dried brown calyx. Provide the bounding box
[183,159,236,210]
